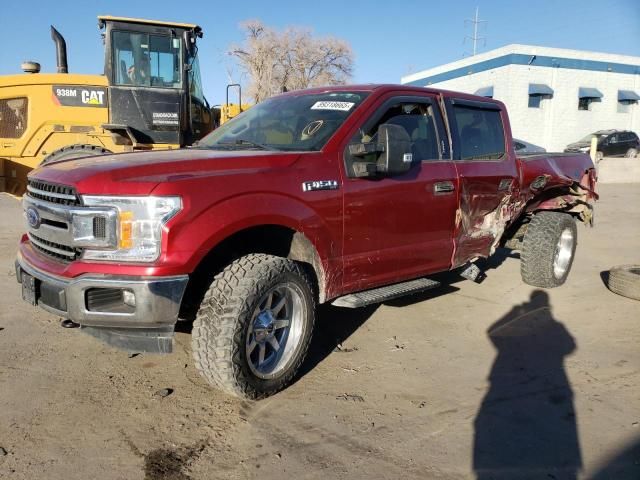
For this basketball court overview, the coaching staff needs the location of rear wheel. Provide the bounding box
[521,212,577,288]
[625,148,638,158]
[41,144,111,166]
[192,254,316,399]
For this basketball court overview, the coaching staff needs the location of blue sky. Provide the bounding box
[1,0,638,104]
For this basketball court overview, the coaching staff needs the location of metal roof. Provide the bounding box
[578,87,603,99]
[97,16,201,32]
[529,84,554,96]
[474,86,494,97]
[618,90,640,101]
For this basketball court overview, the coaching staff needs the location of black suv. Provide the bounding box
[565,130,639,160]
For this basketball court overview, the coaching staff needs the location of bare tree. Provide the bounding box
[228,21,354,103]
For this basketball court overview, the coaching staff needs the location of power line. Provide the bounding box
[464,6,487,56]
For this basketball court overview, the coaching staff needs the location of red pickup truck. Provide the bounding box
[16,85,597,399]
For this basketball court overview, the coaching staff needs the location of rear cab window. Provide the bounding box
[448,98,506,161]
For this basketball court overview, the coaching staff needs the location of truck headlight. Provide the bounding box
[80,196,182,262]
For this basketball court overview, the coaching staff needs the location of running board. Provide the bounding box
[332,278,441,308]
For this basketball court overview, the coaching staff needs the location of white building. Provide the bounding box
[401,44,640,152]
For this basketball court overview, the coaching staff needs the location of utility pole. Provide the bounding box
[464,7,487,56]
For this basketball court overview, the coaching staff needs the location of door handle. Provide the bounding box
[434,181,455,194]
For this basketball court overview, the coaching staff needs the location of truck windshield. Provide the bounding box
[198,92,369,151]
[578,133,606,143]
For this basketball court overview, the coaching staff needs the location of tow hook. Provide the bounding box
[460,263,486,283]
[61,319,80,329]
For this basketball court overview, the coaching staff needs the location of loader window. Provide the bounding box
[112,31,182,88]
[188,57,205,103]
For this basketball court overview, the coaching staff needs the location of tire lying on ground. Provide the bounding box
[520,211,578,288]
[41,144,111,166]
[192,253,316,399]
[604,265,640,301]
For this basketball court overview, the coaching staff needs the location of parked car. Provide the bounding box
[16,84,598,399]
[513,138,546,154]
[564,130,639,160]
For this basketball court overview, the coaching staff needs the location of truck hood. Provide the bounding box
[565,142,592,151]
[29,148,302,195]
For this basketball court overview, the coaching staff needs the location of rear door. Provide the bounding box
[340,93,458,292]
[445,97,519,267]
[620,132,637,155]
[607,133,621,156]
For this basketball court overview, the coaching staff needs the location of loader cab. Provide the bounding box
[99,16,213,147]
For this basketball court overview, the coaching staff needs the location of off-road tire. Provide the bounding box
[192,254,316,399]
[521,211,577,288]
[605,265,640,301]
[41,144,111,166]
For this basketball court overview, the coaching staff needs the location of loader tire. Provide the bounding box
[521,211,577,288]
[605,265,640,301]
[192,254,316,399]
[41,144,111,166]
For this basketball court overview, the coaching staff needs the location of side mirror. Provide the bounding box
[376,124,413,175]
[348,123,413,178]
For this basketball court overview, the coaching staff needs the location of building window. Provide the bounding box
[528,95,543,108]
[578,87,603,111]
[617,100,634,113]
[578,98,592,110]
[617,91,639,113]
[528,84,553,109]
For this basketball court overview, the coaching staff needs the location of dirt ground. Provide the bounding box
[0,184,638,480]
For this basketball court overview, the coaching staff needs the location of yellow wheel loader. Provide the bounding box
[212,83,253,126]
[0,16,214,194]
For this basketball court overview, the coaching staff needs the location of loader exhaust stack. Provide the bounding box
[50,26,68,74]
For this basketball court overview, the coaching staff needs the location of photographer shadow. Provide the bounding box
[473,290,582,480]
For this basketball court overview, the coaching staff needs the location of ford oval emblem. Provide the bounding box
[26,207,41,229]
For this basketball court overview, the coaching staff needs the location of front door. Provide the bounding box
[445,97,519,267]
[341,94,459,293]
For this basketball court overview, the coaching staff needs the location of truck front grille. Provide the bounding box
[27,179,81,206]
[0,97,28,139]
[28,232,81,262]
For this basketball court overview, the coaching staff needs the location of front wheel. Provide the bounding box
[521,212,578,288]
[192,254,316,399]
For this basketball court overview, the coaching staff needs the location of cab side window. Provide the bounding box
[349,102,440,162]
[452,104,505,160]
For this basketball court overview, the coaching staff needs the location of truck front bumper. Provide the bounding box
[16,251,189,353]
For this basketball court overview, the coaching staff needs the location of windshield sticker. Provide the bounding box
[311,101,355,111]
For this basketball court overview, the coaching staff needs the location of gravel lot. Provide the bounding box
[0,184,638,480]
